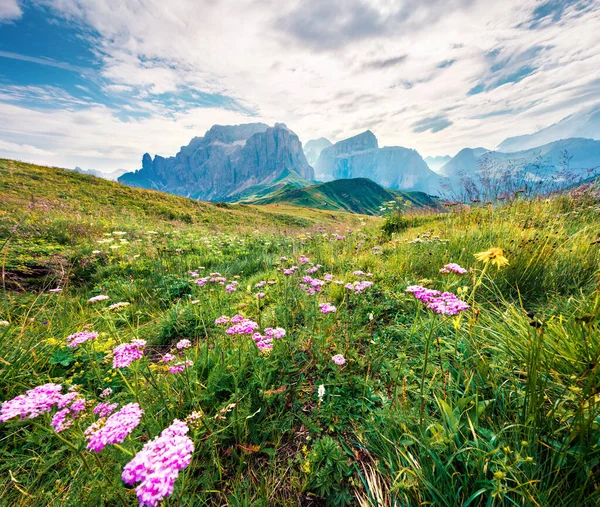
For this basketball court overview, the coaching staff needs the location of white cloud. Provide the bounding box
[1,0,599,170]
[0,0,21,22]
[0,99,259,171]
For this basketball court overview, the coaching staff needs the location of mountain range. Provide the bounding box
[439,138,600,183]
[424,155,452,172]
[72,166,127,181]
[115,102,600,207]
[497,103,600,152]
[313,131,444,194]
[119,123,313,201]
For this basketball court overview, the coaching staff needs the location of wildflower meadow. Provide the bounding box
[1,161,600,506]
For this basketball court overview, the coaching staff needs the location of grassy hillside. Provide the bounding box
[0,159,372,289]
[249,177,439,214]
[1,159,600,506]
[224,168,313,202]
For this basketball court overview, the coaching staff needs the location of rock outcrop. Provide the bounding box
[315,131,444,194]
[119,123,314,200]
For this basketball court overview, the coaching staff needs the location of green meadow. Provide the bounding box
[1,159,599,506]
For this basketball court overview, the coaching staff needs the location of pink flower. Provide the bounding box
[256,292,265,299]
[319,303,337,314]
[112,339,146,368]
[49,391,88,433]
[440,263,467,275]
[162,353,175,363]
[84,403,143,452]
[122,419,194,507]
[176,339,191,350]
[331,354,346,366]
[0,383,64,422]
[264,327,286,339]
[66,331,98,348]
[406,285,469,316]
[299,255,310,264]
[100,387,113,398]
[226,319,259,335]
[214,315,230,326]
[168,360,193,374]
[345,281,373,294]
[93,402,118,418]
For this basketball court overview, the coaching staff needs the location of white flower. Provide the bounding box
[0,320,9,327]
[317,384,325,403]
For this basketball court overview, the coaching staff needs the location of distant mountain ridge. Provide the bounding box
[119,123,314,201]
[440,138,600,186]
[424,155,452,172]
[72,166,127,181]
[248,177,439,215]
[303,137,332,169]
[315,131,444,194]
[497,103,600,152]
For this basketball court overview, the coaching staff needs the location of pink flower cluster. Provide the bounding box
[122,419,194,507]
[283,266,299,275]
[406,285,470,316]
[226,319,259,335]
[331,354,346,365]
[93,402,118,418]
[255,280,266,288]
[51,391,88,433]
[305,264,322,274]
[100,387,113,398]
[344,281,373,294]
[66,331,98,348]
[252,327,286,352]
[112,339,146,368]
[319,303,337,314]
[169,361,193,374]
[300,276,326,295]
[299,255,310,264]
[215,314,259,335]
[0,383,64,422]
[176,339,191,350]
[194,272,228,287]
[214,315,230,325]
[84,402,143,452]
[226,281,238,293]
[440,263,467,275]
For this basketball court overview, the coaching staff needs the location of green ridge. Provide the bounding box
[247,177,439,214]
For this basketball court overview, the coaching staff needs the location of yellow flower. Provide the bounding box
[474,247,509,268]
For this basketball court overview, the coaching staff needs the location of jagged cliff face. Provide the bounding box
[315,131,444,194]
[119,123,314,200]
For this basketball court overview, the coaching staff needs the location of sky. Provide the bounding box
[0,0,599,172]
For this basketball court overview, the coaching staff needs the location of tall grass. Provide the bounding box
[1,168,599,505]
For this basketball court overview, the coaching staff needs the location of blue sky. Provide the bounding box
[0,0,599,171]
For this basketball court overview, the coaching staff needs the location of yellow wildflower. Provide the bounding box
[474,247,509,268]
